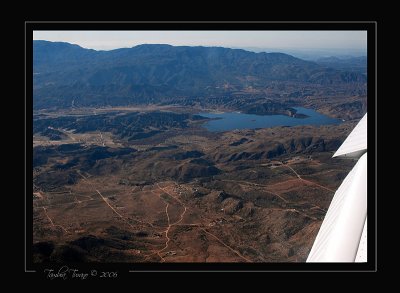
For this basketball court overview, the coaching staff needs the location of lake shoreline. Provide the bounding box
[198,107,342,132]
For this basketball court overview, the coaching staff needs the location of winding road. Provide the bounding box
[284,164,335,193]
[144,183,252,262]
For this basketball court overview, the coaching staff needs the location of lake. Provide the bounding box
[199,107,341,132]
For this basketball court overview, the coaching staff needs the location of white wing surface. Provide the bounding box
[307,113,367,262]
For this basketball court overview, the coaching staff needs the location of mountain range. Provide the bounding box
[33,41,367,109]
[315,56,367,74]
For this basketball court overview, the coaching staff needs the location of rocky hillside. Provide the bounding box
[33,41,367,109]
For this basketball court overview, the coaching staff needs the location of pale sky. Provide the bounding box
[33,31,367,54]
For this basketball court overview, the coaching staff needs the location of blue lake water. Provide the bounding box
[199,107,341,132]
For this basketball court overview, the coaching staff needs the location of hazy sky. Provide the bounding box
[33,31,367,53]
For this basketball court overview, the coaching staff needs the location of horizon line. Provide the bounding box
[33,40,367,56]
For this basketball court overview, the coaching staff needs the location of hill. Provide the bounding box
[33,41,367,109]
[315,56,367,74]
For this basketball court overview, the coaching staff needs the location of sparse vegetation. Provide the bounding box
[33,107,357,262]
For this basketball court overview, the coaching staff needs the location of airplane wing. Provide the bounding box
[307,113,367,262]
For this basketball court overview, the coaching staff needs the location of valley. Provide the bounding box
[33,105,359,263]
[31,41,367,263]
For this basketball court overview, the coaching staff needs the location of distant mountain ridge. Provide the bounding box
[33,41,367,109]
[315,56,367,74]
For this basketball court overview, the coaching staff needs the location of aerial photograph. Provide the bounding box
[31,30,368,263]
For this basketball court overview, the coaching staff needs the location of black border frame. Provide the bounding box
[25,21,377,275]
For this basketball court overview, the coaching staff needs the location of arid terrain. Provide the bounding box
[32,41,367,263]
[32,106,359,263]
